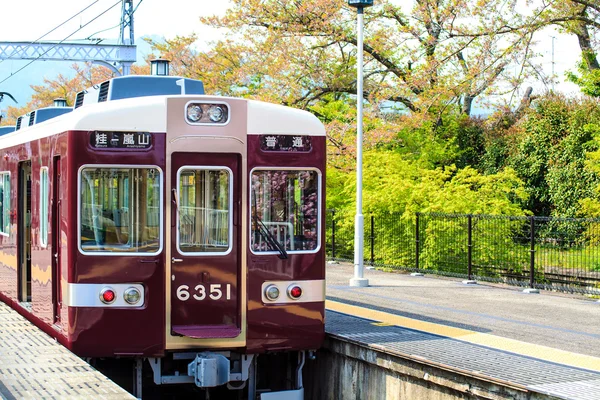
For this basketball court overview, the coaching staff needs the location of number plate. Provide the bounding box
[176,284,232,301]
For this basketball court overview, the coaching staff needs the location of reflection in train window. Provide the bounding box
[177,168,232,254]
[251,169,320,253]
[0,172,9,236]
[79,167,162,254]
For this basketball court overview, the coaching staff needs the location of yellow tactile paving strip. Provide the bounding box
[327,300,600,373]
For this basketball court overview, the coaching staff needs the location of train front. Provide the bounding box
[67,76,326,398]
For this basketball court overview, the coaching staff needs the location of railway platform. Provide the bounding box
[320,263,600,400]
[0,302,134,400]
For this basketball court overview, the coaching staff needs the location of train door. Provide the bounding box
[170,152,241,339]
[17,161,32,303]
[51,156,62,323]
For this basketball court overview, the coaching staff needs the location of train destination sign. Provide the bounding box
[260,135,312,152]
[90,131,152,149]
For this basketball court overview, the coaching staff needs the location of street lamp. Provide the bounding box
[348,0,373,287]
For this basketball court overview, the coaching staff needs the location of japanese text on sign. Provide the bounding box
[260,135,312,152]
[90,131,153,149]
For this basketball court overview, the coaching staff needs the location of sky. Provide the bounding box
[0,0,585,117]
[0,0,231,113]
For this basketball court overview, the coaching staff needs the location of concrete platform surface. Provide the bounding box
[326,264,600,399]
[326,263,600,361]
[0,302,134,400]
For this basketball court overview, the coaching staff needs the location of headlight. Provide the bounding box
[208,105,224,122]
[264,284,280,301]
[187,104,203,122]
[124,287,142,305]
[185,102,229,124]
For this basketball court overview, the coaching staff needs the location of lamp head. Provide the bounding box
[150,58,170,76]
[348,0,374,7]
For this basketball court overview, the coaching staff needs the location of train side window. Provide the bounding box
[250,169,321,254]
[0,172,10,236]
[176,167,233,255]
[79,166,163,255]
[40,167,49,247]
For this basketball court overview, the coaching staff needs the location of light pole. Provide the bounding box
[550,36,556,92]
[348,0,373,287]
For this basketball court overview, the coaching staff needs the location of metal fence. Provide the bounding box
[326,210,600,295]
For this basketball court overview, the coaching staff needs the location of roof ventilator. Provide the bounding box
[75,92,85,109]
[28,111,36,126]
[98,81,110,102]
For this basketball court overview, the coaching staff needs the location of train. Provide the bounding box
[0,61,326,399]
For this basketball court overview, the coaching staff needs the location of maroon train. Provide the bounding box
[0,71,325,399]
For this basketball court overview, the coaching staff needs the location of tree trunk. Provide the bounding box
[575,13,600,70]
[462,95,474,116]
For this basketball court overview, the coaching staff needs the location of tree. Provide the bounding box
[540,0,600,94]
[496,94,600,217]
[1,63,148,126]
[197,0,539,119]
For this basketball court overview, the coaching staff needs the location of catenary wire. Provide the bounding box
[0,0,123,85]
[0,0,100,67]
[84,0,144,42]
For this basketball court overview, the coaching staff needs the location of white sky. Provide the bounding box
[0,0,585,113]
[1,0,230,45]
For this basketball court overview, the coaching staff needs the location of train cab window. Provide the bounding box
[250,169,321,253]
[40,167,49,247]
[0,172,10,236]
[79,166,162,254]
[177,168,232,254]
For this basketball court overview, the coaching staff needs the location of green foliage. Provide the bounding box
[480,136,510,174]
[326,147,529,267]
[566,56,600,98]
[578,124,600,218]
[441,115,486,169]
[496,95,600,217]
[327,147,528,218]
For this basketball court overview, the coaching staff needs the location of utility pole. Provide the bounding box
[120,0,135,46]
[551,35,556,92]
[348,0,373,288]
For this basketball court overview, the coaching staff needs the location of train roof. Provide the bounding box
[0,126,15,136]
[0,95,325,149]
[74,75,205,109]
[15,107,72,131]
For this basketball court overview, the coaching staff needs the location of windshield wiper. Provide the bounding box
[253,216,288,259]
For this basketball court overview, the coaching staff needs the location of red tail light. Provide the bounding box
[288,285,302,300]
[100,288,116,304]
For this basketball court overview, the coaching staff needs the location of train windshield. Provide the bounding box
[251,169,320,253]
[80,167,162,254]
[177,168,232,254]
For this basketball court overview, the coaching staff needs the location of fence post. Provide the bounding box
[415,212,420,271]
[370,215,375,266]
[468,214,473,280]
[331,210,336,259]
[529,216,535,288]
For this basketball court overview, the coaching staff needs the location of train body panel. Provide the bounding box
[0,74,326,395]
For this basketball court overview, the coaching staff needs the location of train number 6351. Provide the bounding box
[176,284,232,301]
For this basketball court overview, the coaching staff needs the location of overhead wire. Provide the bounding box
[85,0,143,42]
[0,0,101,67]
[0,0,123,85]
